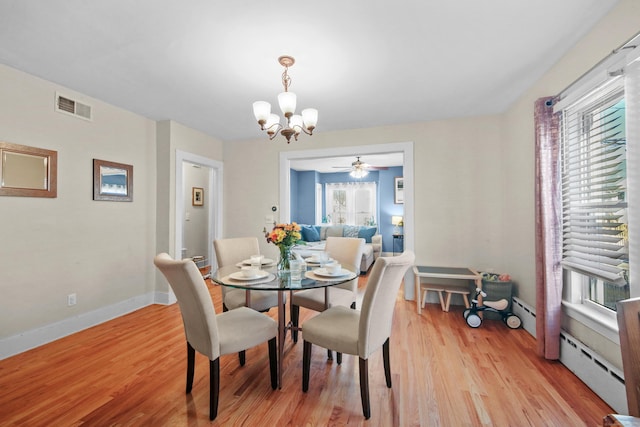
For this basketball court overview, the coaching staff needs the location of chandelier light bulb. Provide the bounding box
[253,101,271,127]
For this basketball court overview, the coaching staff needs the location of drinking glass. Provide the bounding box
[289,259,304,281]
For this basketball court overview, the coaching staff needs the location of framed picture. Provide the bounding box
[394,176,404,204]
[192,187,204,206]
[0,141,57,198]
[93,159,133,202]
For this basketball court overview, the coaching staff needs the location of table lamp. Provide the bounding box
[392,215,403,234]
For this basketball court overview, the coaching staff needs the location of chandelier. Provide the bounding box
[252,56,318,143]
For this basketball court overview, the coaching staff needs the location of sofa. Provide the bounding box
[295,224,382,274]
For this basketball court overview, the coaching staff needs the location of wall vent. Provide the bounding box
[511,296,627,413]
[55,93,92,120]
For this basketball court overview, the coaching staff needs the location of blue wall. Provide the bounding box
[290,166,404,252]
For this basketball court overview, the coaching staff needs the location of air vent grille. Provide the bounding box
[55,93,92,120]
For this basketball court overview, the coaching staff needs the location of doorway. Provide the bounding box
[175,150,223,277]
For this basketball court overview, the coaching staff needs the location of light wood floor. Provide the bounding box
[0,274,613,426]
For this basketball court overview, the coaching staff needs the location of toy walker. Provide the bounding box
[463,288,522,329]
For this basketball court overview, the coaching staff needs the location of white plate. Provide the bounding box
[241,258,274,266]
[313,267,350,278]
[305,256,333,264]
[229,270,270,281]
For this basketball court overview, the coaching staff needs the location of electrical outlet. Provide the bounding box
[68,293,77,306]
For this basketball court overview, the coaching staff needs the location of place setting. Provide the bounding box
[224,264,275,284]
[303,252,333,266]
[305,262,355,281]
[235,254,276,268]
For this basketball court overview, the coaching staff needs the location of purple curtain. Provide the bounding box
[534,96,562,360]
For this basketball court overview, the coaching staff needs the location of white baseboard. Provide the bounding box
[0,292,160,360]
[511,296,626,413]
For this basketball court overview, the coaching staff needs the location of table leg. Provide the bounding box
[475,278,483,319]
[277,290,284,389]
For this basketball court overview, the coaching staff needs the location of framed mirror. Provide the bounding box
[93,159,133,202]
[0,141,57,198]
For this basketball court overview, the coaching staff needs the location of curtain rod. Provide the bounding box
[550,30,640,106]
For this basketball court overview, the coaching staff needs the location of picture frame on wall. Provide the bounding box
[394,176,404,204]
[93,159,133,202]
[192,187,204,206]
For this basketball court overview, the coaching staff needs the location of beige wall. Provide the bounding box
[0,66,223,353]
[224,117,507,274]
[0,63,157,338]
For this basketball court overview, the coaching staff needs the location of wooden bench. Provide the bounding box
[413,266,480,315]
[418,283,470,313]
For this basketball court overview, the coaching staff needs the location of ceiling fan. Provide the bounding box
[333,156,388,178]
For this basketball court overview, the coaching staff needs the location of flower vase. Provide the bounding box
[277,245,294,271]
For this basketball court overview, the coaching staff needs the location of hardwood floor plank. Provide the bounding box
[0,276,613,426]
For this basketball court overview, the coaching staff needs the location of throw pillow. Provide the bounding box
[343,225,360,238]
[326,226,343,238]
[300,225,320,242]
[358,226,377,243]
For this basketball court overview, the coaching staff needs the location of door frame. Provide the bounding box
[279,141,416,299]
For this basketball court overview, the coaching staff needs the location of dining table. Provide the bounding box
[211,259,358,389]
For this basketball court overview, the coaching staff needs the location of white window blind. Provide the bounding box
[560,83,628,285]
[558,35,640,290]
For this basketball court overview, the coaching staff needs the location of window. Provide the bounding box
[325,182,376,225]
[561,86,629,311]
[557,38,639,316]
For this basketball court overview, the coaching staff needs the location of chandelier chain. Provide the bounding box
[281,67,291,92]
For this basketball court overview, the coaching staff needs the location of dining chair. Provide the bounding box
[291,236,365,343]
[616,297,640,417]
[154,253,277,421]
[301,251,415,419]
[213,237,283,313]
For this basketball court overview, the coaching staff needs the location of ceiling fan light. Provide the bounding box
[302,108,318,129]
[253,101,271,123]
[350,168,368,179]
[278,91,297,116]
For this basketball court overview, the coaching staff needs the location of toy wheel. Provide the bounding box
[463,308,471,319]
[505,314,522,329]
[466,313,482,328]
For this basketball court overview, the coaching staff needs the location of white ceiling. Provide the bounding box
[0,1,619,142]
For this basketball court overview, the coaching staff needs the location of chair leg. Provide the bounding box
[210,358,220,421]
[238,350,246,366]
[291,304,300,343]
[268,337,277,390]
[302,341,312,392]
[383,337,392,388]
[186,342,195,394]
[359,357,371,419]
[337,352,342,364]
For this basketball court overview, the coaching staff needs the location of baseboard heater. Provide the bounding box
[511,296,627,414]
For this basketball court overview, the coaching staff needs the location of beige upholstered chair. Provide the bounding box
[291,236,365,342]
[154,253,277,421]
[301,251,415,419]
[616,297,640,417]
[213,237,283,313]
